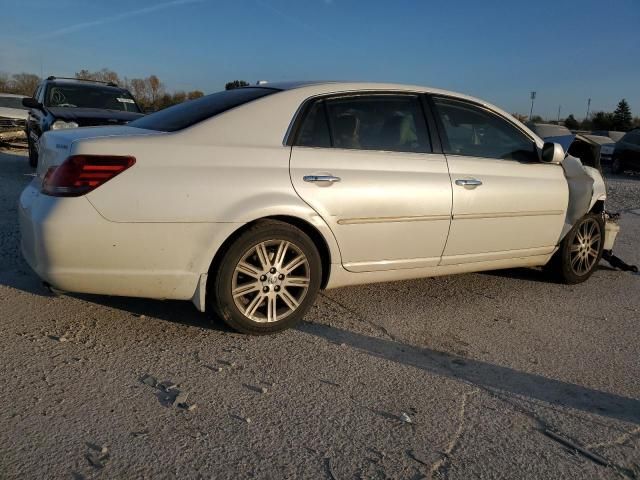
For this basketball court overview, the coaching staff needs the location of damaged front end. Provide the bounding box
[548,133,631,272]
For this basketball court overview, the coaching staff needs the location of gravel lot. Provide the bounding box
[1,149,639,479]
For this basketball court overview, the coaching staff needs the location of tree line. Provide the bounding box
[73,69,206,111]
[515,99,639,132]
[0,69,239,111]
[9,71,636,132]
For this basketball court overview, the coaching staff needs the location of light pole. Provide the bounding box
[529,91,536,120]
[557,105,561,123]
[586,98,591,121]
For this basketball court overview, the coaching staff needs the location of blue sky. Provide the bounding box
[1,0,638,119]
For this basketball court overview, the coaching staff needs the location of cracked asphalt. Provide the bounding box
[1,149,639,479]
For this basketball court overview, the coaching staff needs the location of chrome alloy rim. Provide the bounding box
[569,218,601,276]
[231,240,311,323]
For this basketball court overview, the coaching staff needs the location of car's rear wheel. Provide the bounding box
[209,220,322,334]
[27,137,38,168]
[549,213,604,284]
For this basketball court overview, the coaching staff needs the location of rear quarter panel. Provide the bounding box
[78,99,343,273]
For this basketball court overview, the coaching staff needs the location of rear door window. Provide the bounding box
[324,95,431,153]
[295,100,331,148]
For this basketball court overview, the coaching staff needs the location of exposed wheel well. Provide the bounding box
[590,200,605,214]
[207,215,332,290]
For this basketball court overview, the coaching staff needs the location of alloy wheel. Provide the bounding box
[569,218,601,276]
[231,239,311,323]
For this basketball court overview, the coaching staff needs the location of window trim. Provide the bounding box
[286,91,435,154]
[428,94,539,162]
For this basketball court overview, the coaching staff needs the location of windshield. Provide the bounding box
[129,87,278,132]
[45,84,141,112]
[0,96,28,110]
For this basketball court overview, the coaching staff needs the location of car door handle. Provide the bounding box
[303,175,341,183]
[455,178,483,187]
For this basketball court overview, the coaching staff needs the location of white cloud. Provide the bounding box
[35,0,205,40]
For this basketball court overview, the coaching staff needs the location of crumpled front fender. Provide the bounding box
[558,156,606,242]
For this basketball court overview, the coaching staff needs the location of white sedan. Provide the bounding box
[19,82,614,334]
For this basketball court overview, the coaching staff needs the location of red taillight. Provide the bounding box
[42,155,135,197]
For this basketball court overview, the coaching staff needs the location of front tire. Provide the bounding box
[27,137,38,168]
[549,213,604,284]
[208,220,322,334]
[611,155,623,174]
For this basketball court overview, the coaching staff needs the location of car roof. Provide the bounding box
[44,78,125,90]
[263,80,479,97]
[256,81,517,119]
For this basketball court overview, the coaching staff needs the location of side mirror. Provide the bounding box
[22,97,43,110]
[540,142,565,164]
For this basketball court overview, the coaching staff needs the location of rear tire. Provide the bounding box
[208,220,322,335]
[549,213,604,284]
[611,156,623,174]
[27,137,38,168]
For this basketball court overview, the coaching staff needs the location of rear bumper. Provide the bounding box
[19,181,241,300]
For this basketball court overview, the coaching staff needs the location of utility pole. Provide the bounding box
[586,98,591,120]
[557,105,561,123]
[529,91,536,120]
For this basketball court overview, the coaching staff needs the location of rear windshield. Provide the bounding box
[0,96,28,110]
[45,84,141,112]
[129,87,279,132]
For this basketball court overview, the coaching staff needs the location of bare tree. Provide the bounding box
[172,91,187,104]
[0,72,9,92]
[75,69,93,80]
[147,75,164,109]
[187,90,204,100]
[74,68,120,85]
[9,73,41,96]
[129,78,151,107]
[97,68,120,85]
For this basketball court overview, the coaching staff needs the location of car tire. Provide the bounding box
[549,213,604,284]
[208,220,322,335]
[27,137,38,168]
[611,156,623,174]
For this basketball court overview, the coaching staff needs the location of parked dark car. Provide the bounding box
[23,77,144,167]
[526,123,602,171]
[612,128,640,174]
[591,130,625,142]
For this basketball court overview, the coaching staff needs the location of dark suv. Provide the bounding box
[612,128,640,174]
[23,77,144,167]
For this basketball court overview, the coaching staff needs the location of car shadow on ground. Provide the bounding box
[0,269,53,297]
[10,273,639,426]
[69,292,233,333]
[481,264,619,283]
[298,322,640,426]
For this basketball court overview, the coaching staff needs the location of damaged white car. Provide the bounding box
[19,82,620,334]
[0,93,29,142]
